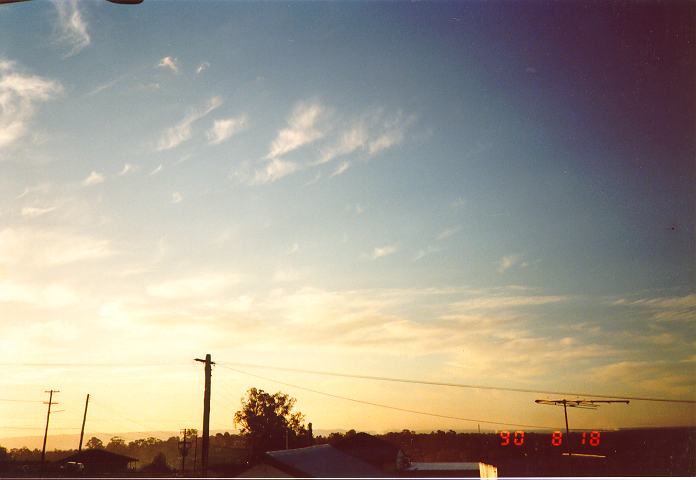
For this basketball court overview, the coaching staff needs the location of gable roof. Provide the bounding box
[333,432,402,466]
[59,449,138,464]
[266,444,388,478]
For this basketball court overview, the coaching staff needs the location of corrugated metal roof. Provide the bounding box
[266,444,389,478]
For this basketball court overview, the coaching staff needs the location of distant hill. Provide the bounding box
[0,430,227,450]
[0,428,349,450]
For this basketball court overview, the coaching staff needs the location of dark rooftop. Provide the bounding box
[266,444,388,478]
[59,449,138,464]
[333,432,402,466]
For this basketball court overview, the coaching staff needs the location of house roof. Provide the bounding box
[406,462,482,472]
[59,448,138,464]
[332,432,402,466]
[266,444,388,478]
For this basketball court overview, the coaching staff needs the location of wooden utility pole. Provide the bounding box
[195,354,214,477]
[178,429,192,474]
[41,389,59,469]
[78,394,90,451]
[192,429,198,475]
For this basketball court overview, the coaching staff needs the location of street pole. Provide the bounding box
[562,400,570,458]
[78,394,90,451]
[41,390,59,471]
[179,429,191,474]
[193,430,198,475]
[195,354,214,477]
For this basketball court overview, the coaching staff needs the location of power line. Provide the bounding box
[218,365,557,430]
[0,425,79,431]
[0,398,44,403]
[0,362,188,368]
[218,361,696,405]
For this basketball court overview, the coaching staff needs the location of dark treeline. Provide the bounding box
[1,427,694,476]
[360,427,695,477]
[0,433,247,471]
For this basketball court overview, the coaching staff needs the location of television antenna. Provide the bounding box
[535,399,629,457]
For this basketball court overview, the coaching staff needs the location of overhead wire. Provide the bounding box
[217,361,696,405]
[0,398,44,403]
[218,365,558,430]
[3,360,694,404]
[0,362,190,367]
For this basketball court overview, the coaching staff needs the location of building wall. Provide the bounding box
[479,462,498,479]
[236,462,294,478]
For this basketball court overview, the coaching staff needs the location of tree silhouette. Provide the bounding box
[85,437,104,449]
[233,388,307,462]
[106,436,127,454]
[141,452,171,474]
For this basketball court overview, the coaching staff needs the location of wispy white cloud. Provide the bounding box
[82,171,105,186]
[413,226,460,262]
[21,206,56,218]
[317,123,367,165]
[206,115,248,145]
[371,244,398,260]
[250,158,299,185]
[590,360,695,396]
[0,227,112,267]
[241,102,416,186]
[497,253,529,273]
[316,111,415,165]
[612,293,696,322]
[303,172,322,187]
[0,279,83,309]
[0,60,62,152]
[266,100,325,159]
[288,243,300,255]
[367,111,416,155]
[53,0,90,57]
[156,96,222,151]
[147,273,241,299]
[449,294,568,311]
[150,164,163,176]
[157,56,179,73]
[171,192,183,204]
[437,226,461,241]
[118,163,137,176]
[413,245,441,261]
[86,75,125,97]
[196,62,210,75]
[346,204,364,215]
[330,161,350,177]
[16,183,53,200]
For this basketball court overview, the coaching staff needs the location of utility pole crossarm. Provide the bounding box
[534,397,630,464]
[535,399,630,408]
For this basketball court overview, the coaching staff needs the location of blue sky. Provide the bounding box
[0,1,694,441]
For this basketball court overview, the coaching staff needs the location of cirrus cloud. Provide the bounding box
[53,0,90,57]
[266,100,326,160]
[0,60,62,152]
[156,96,222,151]
[157,56,179,73]
[207,115,248,145]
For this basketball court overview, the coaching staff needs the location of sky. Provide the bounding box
[0,0,694,447]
